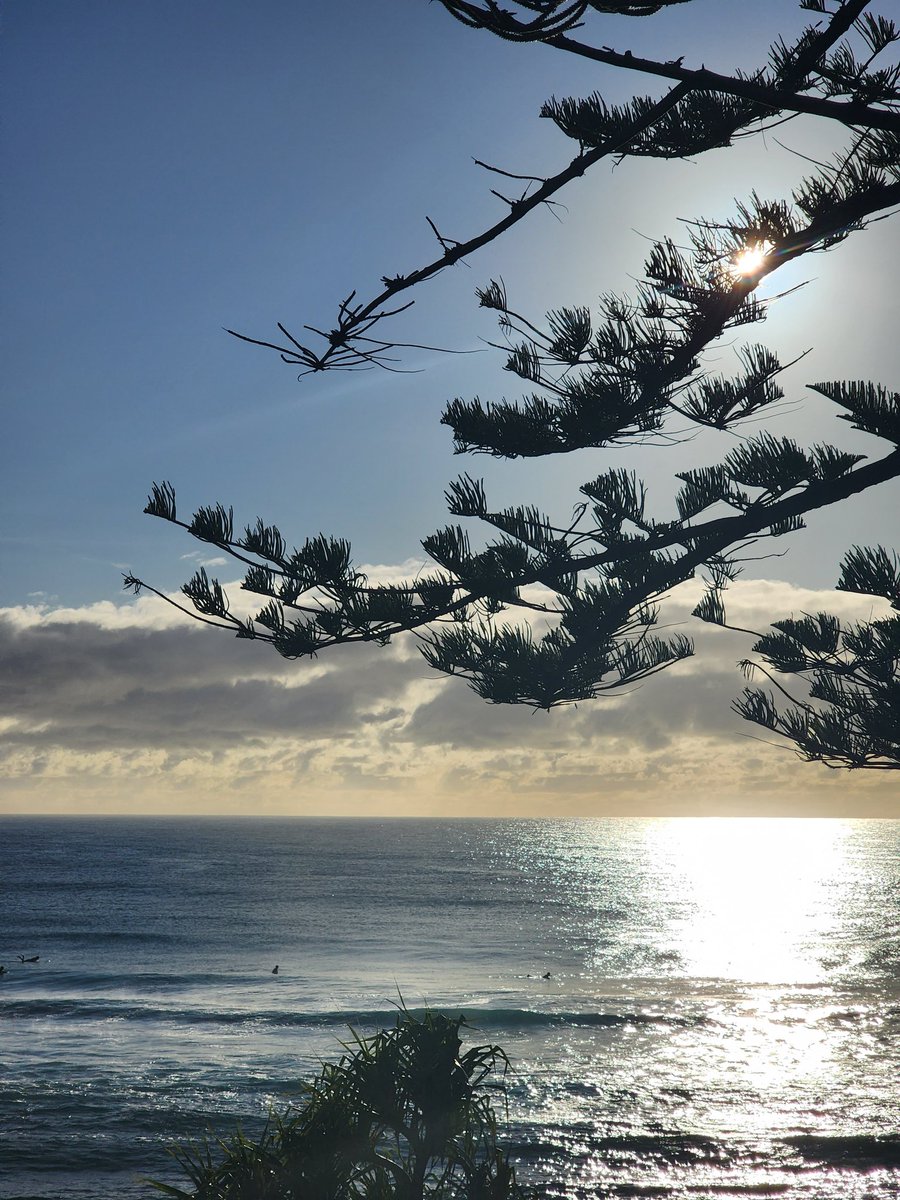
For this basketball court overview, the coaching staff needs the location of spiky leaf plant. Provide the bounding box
[150,1011,526,1200]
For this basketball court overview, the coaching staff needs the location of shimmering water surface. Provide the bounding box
[2,817,898,1198]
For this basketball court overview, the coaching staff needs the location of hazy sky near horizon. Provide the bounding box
[2,1,898,816]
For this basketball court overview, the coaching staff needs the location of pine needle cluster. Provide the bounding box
[129,1,900,767]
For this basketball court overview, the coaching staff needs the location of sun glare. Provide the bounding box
[730,240,773,278]
[651,818,851,985]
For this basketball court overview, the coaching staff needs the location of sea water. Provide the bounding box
[1,816,898,1198]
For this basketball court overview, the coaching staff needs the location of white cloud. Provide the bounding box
[179,551,228,567]
[0,577,896,816]
[357,557,431,585]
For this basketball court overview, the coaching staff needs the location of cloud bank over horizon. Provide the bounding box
[1,576,896,818]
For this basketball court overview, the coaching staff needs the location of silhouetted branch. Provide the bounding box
[227,80,693,374]
[230,0,899,380]
[137,1,900,757]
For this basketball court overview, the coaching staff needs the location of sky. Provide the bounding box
[2,0,898,817]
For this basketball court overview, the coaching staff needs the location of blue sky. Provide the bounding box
[2,1,897,815]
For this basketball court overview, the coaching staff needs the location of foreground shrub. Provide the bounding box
[151,1010,526,1200]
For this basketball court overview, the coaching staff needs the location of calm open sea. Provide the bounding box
[1,816,898,1198]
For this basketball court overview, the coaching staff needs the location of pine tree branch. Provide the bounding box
[122,576,260,637]
[647,177,900,409]
[563,447,900,583]
[137,2,900,743]
[233,1,898,377]
[226,80,693,374]
[133,444,900,664]
[446,0,900,129]
[545,1,900,132]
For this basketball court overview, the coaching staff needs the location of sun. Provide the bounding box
[731,239,773,278]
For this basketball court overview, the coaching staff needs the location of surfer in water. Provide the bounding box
[272,965,279,975]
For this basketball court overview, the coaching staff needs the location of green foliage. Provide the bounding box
[131,1,900,758]
[675,465,747,521]
[151,1012,525,1200]
[182,569,232,621]
[839,543,900,602]
[734,546,900,769]
[724,433,815,494]
[541,88,759,157]
[810,380,900,444]
[679,345,786,429]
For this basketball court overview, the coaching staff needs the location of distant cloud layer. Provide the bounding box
[1,579,896,816]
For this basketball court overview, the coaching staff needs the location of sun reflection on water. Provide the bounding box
[510,819,900,1196]
[649,817,852,985]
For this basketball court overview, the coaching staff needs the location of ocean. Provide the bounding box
[1,816,898,1198]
